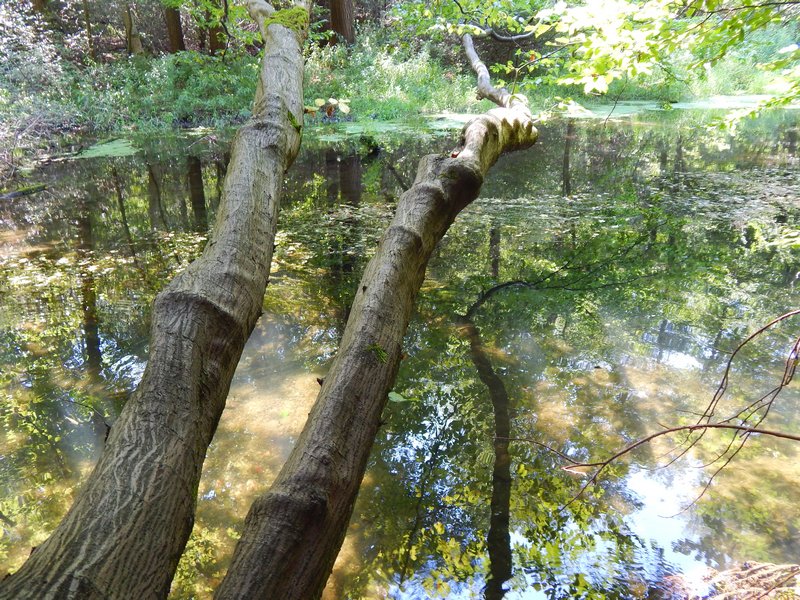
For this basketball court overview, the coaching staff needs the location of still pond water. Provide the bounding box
[1,106,800,598]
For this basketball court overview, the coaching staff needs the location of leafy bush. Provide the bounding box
[304,30,487,121]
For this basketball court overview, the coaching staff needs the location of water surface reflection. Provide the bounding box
[1,110,799,598]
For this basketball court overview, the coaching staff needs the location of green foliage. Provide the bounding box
[165,0,262,48]
[304,30,488,121]
[0,50,260,143]
[367,343,389,363]
[262,6,309,33]
[396,0,799,116]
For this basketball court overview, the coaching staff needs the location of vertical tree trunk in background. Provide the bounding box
[658,139,668,174]
[339,152,362,206]
[77,200,102,380]
[209,22,224,54]
[110,167,137,260]
[165,6,186,52]
[330,0,355,44]
[489,224,500,279]
[0,2,310,598]
[325,149,340,204]
[675,135,685,172]
[32,0,48,13]
[187,156,208,232]
[81,0,96,61]
[77,191,110,443]
[206,0,225,55]
[122,5,145,55]
[214,33,536,600]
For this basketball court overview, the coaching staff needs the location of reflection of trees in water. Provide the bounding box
[458,316,512,600]
[187,155,208,232]
[0,143,224,576]
[1,114,799,594]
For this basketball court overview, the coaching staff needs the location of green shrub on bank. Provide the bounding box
[304,33,488,120]
[1,19,794,171]
[69,52,260,131]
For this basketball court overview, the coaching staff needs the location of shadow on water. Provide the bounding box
[1,108,799,598]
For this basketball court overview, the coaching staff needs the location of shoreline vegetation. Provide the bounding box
[1,19,797,186]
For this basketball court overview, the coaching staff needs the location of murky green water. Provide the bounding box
[1,107,799,598]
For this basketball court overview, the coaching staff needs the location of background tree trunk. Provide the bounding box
[147,164,168,231]
[81,0,96,61]
[215,35,536,599]
[0,2,309,598]
[562,118,575,196]
[330,0,355,44]
[459,318,513,600]
[209,22,224,54]
[122,4,145,56]
[165,6,186,53]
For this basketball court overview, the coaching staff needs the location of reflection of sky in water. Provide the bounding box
[2,108,799,598]
[659,351,703,370]
[624,468,713,596]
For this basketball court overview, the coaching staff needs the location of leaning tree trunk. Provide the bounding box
[0,2,309,598]
[214,33,537,599]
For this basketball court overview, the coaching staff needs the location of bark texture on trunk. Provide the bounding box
[0,3,308,599]
[215,34,536,600]
[330,0,355,43]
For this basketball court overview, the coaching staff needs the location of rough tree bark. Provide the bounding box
[213,33,537,599]
[330,0,355,44]
[0,2,309,598]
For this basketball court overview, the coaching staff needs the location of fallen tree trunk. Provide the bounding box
[0,2,309,598]
[215,33,537,599]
